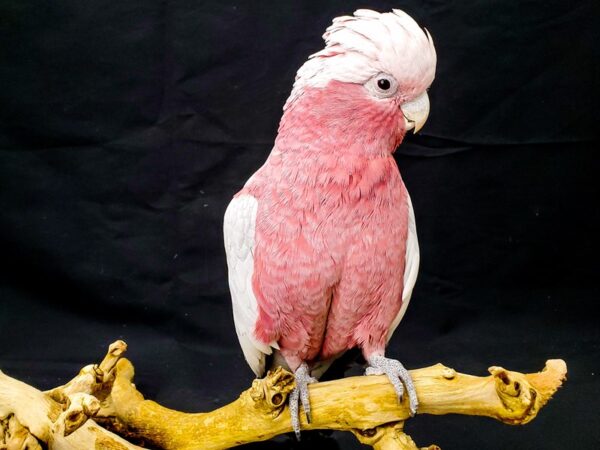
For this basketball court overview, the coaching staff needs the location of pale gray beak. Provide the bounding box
[401,92,430,133]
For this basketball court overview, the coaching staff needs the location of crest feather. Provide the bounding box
[285,9,436,110]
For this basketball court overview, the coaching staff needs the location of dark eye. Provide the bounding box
[365,73,398,98]
[377,78,391,90]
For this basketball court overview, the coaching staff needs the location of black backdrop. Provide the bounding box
[1,1,598,448]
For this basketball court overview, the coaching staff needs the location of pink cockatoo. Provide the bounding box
[224,9,436,437]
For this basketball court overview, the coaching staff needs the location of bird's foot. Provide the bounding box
[365,355,418,416]
[289,362,317,440]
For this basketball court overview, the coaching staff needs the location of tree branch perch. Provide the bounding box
[0,341,567,449]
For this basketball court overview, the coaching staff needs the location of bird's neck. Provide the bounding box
[243,82,407,199]
[258,109,404,201]
[275,81,405,158]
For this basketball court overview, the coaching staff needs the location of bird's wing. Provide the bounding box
[386,192,420,342]
[223,194,274,377]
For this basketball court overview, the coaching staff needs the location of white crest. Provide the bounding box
[285,9,437,109]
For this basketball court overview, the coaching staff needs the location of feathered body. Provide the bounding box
[224,9,436,378]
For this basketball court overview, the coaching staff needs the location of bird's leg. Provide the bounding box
[365,355,418,416]
[288,362,317,440]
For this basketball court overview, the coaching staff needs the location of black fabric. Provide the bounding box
[0,1,598,448]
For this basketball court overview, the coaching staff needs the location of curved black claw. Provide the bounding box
[289,362,317,440]
[365,355,418,416]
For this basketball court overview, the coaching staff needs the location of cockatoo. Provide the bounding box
[224,9,436,437]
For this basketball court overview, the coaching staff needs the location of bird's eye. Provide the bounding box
[365,73,398,98]
[377,78,391,90]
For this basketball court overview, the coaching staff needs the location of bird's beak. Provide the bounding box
[401,92,430,134]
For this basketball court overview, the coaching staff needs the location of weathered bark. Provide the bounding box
[0,340,567,450]
[0,342,143,449]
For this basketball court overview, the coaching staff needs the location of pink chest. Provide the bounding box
[240,151,408,355]
[237,83,411,360]
[245,151,405,263]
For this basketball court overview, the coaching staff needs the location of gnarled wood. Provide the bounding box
[0,341,567,449]
[352,422,440,450]
[0,365,143,450]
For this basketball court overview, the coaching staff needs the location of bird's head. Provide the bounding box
[278,9,436,154]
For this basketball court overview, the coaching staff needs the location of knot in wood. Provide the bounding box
[56,393,101,437]
[357,427,378,438]
[248,367,295,418]
[442,367,456,379]
[489,366,537,424]
[108,340,128,357]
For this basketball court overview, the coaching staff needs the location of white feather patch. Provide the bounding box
[224,194,274,377]
[386,192,420,342]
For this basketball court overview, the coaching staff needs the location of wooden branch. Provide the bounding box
[0,341,567,450]
[101,345,566,449]
[0,341,143,450]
